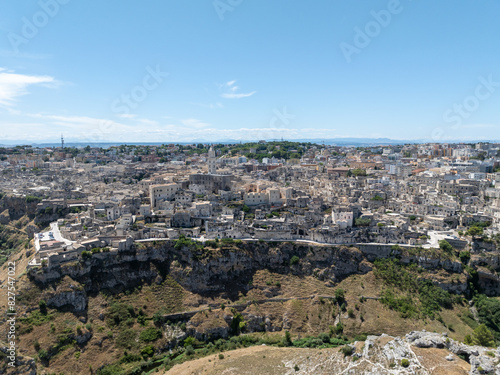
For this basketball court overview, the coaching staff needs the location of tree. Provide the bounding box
[39,300,47,315]
[471,324,495,347]
[283,330,292,346]
[335,288,345,302]
[438,240,454,254]
[355,218,371,227]
[467,226,484,238]
[351,168,367,177]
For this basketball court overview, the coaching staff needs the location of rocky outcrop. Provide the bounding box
[0,195,39,220]
[29,242,375,297]
[406,331,499,375]
[47,289,87,312]
[44,280,88,313]
[161,325,188,349]
[0,345,36,375]
[28,240,477,315]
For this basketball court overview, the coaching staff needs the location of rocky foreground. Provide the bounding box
[164,331,499,375]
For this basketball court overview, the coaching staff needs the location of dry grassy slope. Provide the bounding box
[0,217,37,309]
[163,343,471,375]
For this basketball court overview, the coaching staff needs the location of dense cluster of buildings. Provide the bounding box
[1,141,499,268]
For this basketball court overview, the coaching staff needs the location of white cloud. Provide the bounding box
[181,118,211,129]
[117,114,137,119]
[191,102,224,109]
[0,68,55,106]
[220,80,256,99]
[221,91,257,99]
[460,123,498,129]
[137,118,158,126]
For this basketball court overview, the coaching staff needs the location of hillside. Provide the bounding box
[1,225,500,374]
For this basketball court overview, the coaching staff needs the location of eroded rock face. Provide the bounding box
[29,241,472,316]
[406,331,500,375]
[161,325,188,349]
[29,243,376,297]
[46,289,87,313]
[75,330,93,345]
[0,346,36,375]
[0,195,39,220]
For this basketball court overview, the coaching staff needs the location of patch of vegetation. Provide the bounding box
[19,310,54,328]
[25,195,42,203]
[473,294,500,342]
[459,251,471,264]
[438,240,453,254]
[139,327,162,342]
[96,329,353,375]
[374,259,452,319]
[115,329,138,349]
[350,168,367,177]
[354,218,371,227]
[340,345,354,357]
[107,302,135,327]
[464,324,495,347]
[174,235,203,251]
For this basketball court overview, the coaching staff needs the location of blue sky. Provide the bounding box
[1,0,500,143]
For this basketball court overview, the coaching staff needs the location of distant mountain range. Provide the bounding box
[0,137,498,148]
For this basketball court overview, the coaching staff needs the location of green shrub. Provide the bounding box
[340,345,353,357]
[290,256,300,266]
[25,195,42,203]
[283,330,292,346]
[401,358,410,367]
[139,327,162,342]
[39,300,47,314]
[355,218,371,227]
[459,251,470,264]
[438,240,453,254]
[107,303,135,327]
[81,251,91,259]
[38,348,49,360]
[184,336,196,348]
[19,310,53,326]
[471,324,495,347]
[335,288,345,301]
[140,345,155,358]
[474,294,500,341]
